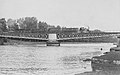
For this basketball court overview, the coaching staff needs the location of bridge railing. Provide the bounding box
[57,33,116,39]
[0,32,48,39]
[0,32,120,40]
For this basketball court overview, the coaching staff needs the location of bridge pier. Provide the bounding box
[46,33,60,46]
[46,40,60,46]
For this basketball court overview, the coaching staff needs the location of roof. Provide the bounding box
[93,52,120,60]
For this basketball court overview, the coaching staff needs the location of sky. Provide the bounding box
[0,0,120,31]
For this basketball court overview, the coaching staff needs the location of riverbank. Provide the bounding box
[75,71,120,75]
[4,39,46,45]
[5,39,114,46]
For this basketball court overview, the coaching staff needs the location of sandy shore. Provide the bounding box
[75,71,120,75]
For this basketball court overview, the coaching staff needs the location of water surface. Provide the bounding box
[0,43,114,75]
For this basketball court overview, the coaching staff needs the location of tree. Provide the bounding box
[12,23,19,31]
[23,17,38,30]
[17,17,38,30]
[7,18,19,31]
[17,18,25,29]
[0,23,3,32]
[38,21,45,29]
[56,25,61,29]
[0,18,7,32]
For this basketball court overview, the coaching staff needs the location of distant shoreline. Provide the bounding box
[3,39,114,45]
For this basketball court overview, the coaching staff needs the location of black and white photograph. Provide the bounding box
[0,0,120,75]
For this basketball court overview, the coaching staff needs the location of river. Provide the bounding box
[0,43,115,75]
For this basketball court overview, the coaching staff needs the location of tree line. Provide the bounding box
[0,17,61,32]
[0,17,102,33]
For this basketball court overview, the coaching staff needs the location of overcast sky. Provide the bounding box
[0,0,120,31]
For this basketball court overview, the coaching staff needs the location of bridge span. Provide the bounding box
[0,32,120,45]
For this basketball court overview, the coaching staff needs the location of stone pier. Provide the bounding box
[46,33,60,46]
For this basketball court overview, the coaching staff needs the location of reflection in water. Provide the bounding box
[0,43,114,75]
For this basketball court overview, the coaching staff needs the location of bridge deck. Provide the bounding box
[0,32,119,41]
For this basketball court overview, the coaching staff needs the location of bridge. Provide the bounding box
[0,32,120,46]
